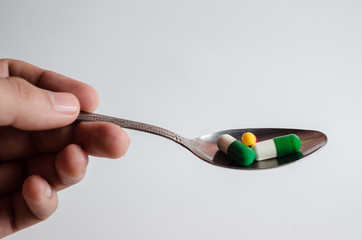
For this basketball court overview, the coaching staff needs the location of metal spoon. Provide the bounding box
[77,112,327,170]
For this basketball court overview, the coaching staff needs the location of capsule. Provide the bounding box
[217,134,255,166]
[252,134,301,161]
[241,132,257,147]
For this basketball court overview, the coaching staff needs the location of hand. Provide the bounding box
[0,59,130,238]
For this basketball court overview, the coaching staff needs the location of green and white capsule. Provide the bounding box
[217,134,255,166]
[252,134,301,161]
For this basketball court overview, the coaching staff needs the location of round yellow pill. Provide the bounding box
[241,132,257,147]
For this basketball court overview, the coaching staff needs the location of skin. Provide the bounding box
[0,59,130,238]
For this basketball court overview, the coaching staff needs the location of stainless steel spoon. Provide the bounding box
[77,112,327,170]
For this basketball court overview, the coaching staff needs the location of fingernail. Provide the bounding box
[48,92,79,113]
[44,185,53,198]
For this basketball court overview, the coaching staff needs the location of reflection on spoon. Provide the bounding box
[77,112,327,170]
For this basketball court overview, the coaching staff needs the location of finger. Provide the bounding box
[0,195,14,237]
[0,127,36,161]
[1,59,99,112]
[22,175,58,220]
[0,176,57,237]
[74,122,130,158]
[0,122,129,161]
[0,144,88,200]
[0,176,58,237]
[0,77,79,130]
[26,144,88,191]
[0,126,73,162]
[29,125,74,154]
[0,160,25,196]
[37,71,99,112]
[55,144,88,189]
[0,59,42,83]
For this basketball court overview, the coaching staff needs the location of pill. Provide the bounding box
[252,134,301,161]
[217,134,255,166]
[241,132,257,147]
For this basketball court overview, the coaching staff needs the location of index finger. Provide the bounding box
[0,59,99,112]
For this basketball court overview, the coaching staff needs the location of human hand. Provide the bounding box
[0,59,130,238]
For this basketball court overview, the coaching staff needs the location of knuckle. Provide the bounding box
[8,77,36,101]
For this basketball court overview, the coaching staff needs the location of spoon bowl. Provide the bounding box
[184,128,327,169]
[77,112,327,170]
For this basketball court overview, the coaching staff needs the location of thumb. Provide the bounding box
[0,77,80,130]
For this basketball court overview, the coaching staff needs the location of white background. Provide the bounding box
[1,0,362,239]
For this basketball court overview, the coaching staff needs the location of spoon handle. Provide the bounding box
[77,111,185,144]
